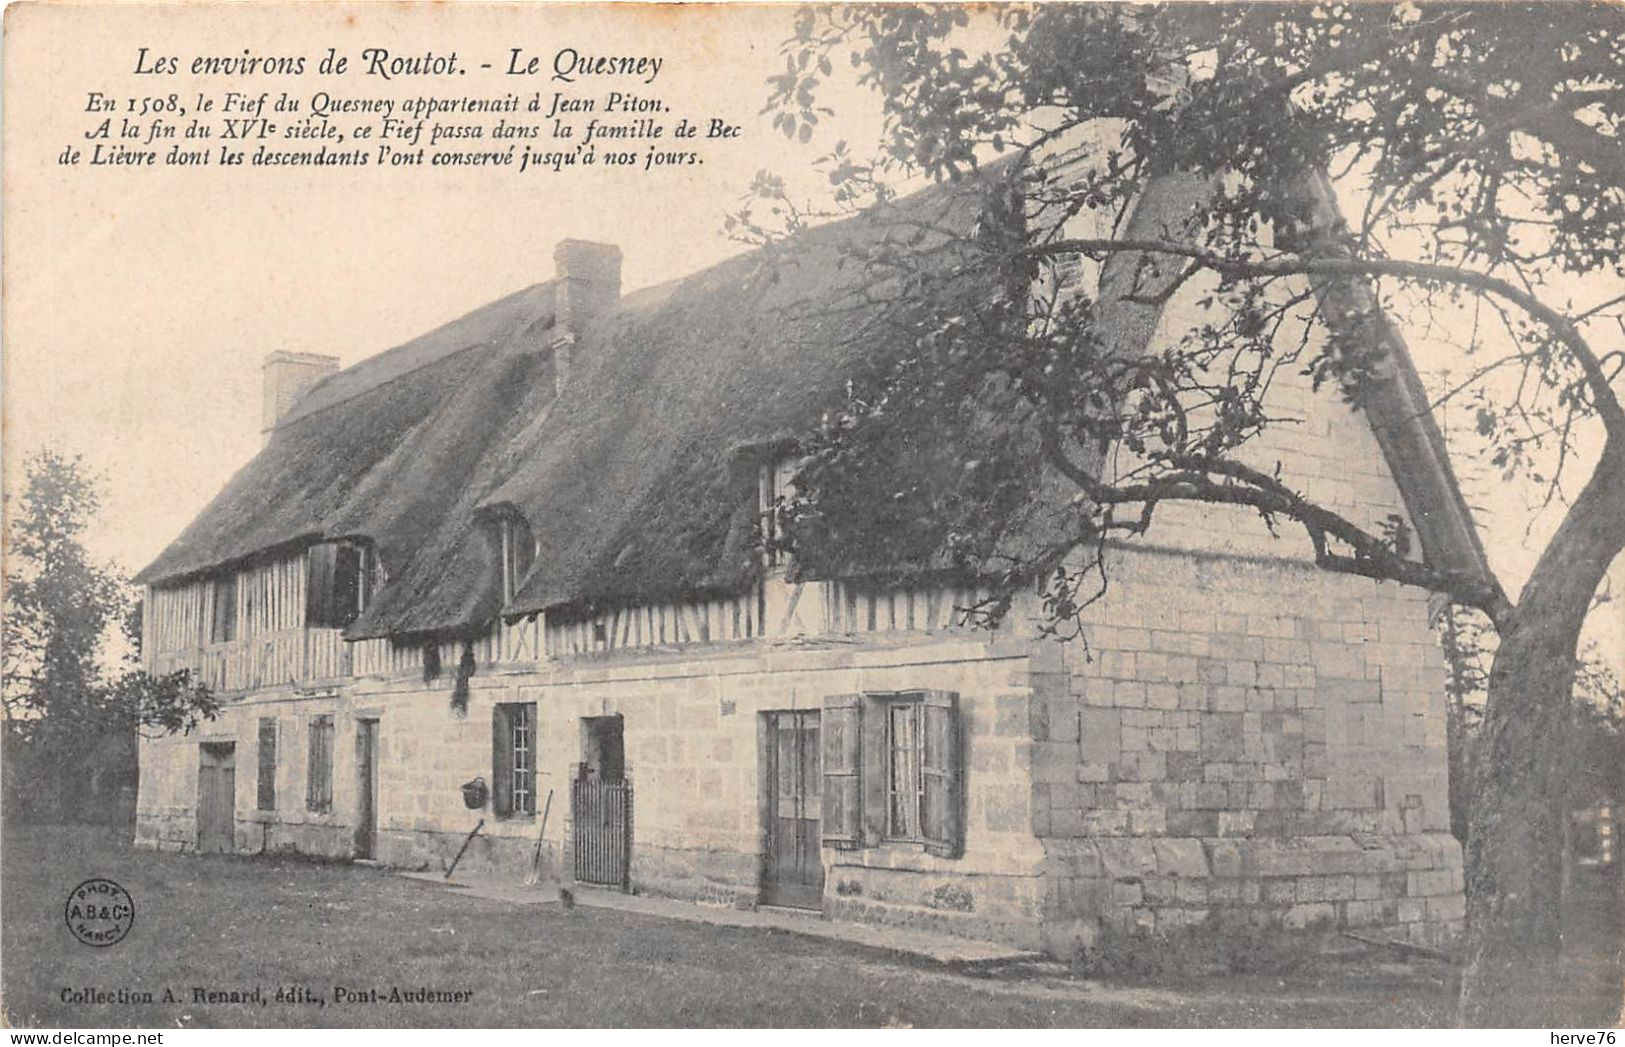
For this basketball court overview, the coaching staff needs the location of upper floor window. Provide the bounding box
[209,575,238,643]
[1051,253,1084,297]
[759,455,803,567]
[499,515,535,603]
[307,541,372,629]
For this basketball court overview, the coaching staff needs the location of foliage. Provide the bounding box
[1437,597,1624,839]
[745,2,1625,1025]
[748,3,1622,622]
[3,449,218,750]
[1568,641,1625,810]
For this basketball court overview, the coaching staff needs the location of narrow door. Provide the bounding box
[764,710,823,909]
[572,716,631,888]
[196,743,235,854]
[356,719,379,859]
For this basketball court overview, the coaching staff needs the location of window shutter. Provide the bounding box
[257,717,278,812]
[861,696,888,845]
[820,694,863,849]
[331,545,362,626]
[306,718,321,811]
[305,543,338,627]
[921,690,964,858]
[320,718,334,810]
[307,716,333,812]
[211,575,238,643]
[490,705,512,816]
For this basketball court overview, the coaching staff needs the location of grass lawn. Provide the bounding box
[0,823,1614,1028]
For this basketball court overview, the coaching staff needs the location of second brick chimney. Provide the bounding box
[552,239,621,391]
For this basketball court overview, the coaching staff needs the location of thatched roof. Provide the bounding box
[133,283,561,639]
[485,185,1035,616]
[137,165,1491,642]
[134,173,1020,637]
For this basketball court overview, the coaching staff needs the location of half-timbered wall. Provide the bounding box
[146,551,310,658]
[145,550,352,693]
[147,555,985,693]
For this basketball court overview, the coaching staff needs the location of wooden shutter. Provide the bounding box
[861,695,889,845]
[331,545,362,626]
[356,546,374,612]
[306,716,333,812]
[211,575,238,643]
[256,717,277,812]
[821,694,863,849]
[490,705,513,816]
[305,543,338,627]
[306,718,321,810]
[921,690,964,858]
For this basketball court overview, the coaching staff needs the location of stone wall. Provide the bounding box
[1028,547,1462,955]
[1019,261,1465,955]
[137,632,1050,945]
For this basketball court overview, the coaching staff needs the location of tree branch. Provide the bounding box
[1018,237,1625,434]
[1038,423,1514,624]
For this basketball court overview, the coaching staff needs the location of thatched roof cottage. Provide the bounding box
[135,171,1476,954]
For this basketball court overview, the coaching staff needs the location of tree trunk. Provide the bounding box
[1263,163,1625,1026]
[1458,440,1625,1026]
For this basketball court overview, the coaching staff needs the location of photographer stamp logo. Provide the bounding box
[64,878,135,947]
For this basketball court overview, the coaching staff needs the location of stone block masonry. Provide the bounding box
[137,632,1052,947]
[135,538,1465,962]
[135,332,1466,957]
[1030,543,1462,957]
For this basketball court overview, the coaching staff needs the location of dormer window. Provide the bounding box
[1051,253,1084,297]
[499,514,536,603]
[307,540,372,629]
[759,455,803,567]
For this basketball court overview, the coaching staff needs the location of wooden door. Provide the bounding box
[355,719,378,859]
[196,743,235,854]
[764,710,823,909]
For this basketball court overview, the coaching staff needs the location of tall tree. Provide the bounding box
[748,3,1624,1025]
[3,449,125,744]
[3,450,217,805]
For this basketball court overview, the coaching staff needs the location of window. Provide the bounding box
[492,702,538,817]
[1051,253,1084,296]
[210,574,238,643]
[306,542,370,628]
[821,690,963,858]
[256,717,278,811]
[499,516,535,603]
[306,715,334,813]
[758,456,802,566]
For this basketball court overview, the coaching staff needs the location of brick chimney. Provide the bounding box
[552,239,621,391]
[262,351,339,442]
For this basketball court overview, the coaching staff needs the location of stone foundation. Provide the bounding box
[825,861,1046,949]
[1038,832,1462,957]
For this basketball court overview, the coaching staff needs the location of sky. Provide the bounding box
[3,2,897,573]
[4,2,1620,667]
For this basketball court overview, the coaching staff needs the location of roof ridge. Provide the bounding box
[276,280,556,428]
